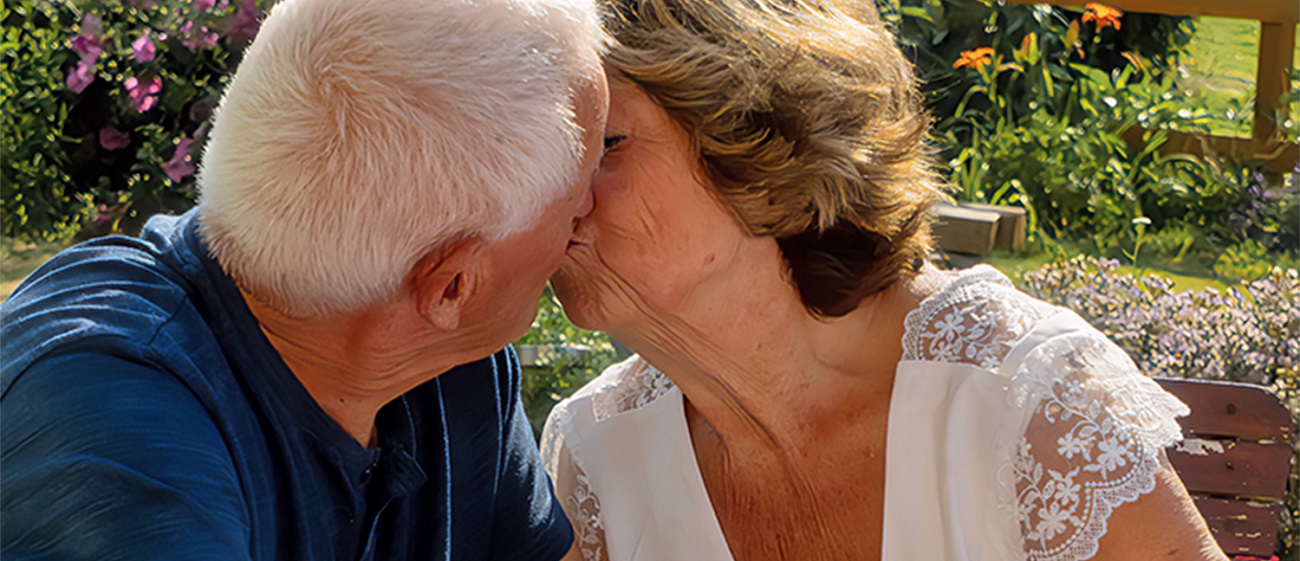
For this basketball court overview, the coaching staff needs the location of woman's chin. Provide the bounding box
[550,273,605,331]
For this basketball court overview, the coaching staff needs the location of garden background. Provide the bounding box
[1,0,1297,556]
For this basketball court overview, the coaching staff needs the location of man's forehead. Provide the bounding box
[573,70,611,130]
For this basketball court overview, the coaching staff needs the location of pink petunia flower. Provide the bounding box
[70,35,102,60]
[179,21,220,51]
[192,0,217,11]
[79,14,103,37]
[131,32,156,62]
[125,75,162,112]
[99,127,131,151]
[66,14,104,93]
[66,59,97,93]
[225,0,262,43]
[163,136,197,182]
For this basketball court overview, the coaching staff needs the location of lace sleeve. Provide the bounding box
[1008,332,1189,561]
[540,402,608,561]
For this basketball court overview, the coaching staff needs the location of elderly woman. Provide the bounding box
[542,0,1225,559]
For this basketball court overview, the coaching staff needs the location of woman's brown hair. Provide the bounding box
[603,0,948,316]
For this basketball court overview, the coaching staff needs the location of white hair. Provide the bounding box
[197,0,602,317]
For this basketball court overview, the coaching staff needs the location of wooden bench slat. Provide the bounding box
[1193,497,1280,556]
[1154,378,1291,558]
[1156,378,1296,443]
[1167,438,1293,499]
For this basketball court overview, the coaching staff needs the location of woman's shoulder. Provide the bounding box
[901,264,1065,371]
[547,354,677,432]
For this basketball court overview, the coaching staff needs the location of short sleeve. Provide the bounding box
[486,365,575,561]
[1008,333,1189,561]
[1,352,251,561]
[540,400,608,561]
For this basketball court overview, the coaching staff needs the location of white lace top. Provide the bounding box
[540,265,1189,561]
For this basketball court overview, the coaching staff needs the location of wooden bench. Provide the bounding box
[1157,378,1297,558]
[932,201,1027,256]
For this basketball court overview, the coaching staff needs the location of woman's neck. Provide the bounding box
[614,269,923,456]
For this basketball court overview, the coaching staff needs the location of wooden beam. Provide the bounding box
[1121,127,1299,174]
[1002,0,1298,23]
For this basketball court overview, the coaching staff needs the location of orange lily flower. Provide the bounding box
[1082,3,1122,31]
[953,47,995,70]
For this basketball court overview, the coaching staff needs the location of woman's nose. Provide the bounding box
[577,187,595,218]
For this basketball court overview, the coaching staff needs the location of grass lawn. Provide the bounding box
[1177,17,1259,138]
[0,240,66,302]
[982,250,1229,292]
[1176,17,1300,139]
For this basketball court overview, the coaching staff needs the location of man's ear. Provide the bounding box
[410,237,484,331]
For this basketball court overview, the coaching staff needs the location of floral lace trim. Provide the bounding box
[591,359,675,422]
[1007,332,1189,561]
[567,460,607,561]
[902,265,1057,369]
[540,404,608,561]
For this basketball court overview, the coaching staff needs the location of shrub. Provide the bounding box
[1022,256,1298,389]
[516,287,619,437]
[1021,256,1299,556]
[2,0,267,243]
[883,0,1297,277]
[881,0,1194,127]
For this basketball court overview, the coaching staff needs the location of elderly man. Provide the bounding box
[0,0,606,559]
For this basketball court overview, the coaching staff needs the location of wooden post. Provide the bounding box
[1253,21,1296,146]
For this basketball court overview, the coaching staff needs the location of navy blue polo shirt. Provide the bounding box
[0,210,573,561]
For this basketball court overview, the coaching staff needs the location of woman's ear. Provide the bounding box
[410,237,484,331]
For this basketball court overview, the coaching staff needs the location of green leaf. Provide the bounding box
[900,6,933,23]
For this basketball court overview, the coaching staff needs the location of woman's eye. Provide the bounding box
[603,134,627,155]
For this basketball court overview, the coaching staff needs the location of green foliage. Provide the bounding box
[885,0,1297,280]
[2,2,80,243]
[2,0,267,242]
[880,0,1194,129]
[516,287,620,437]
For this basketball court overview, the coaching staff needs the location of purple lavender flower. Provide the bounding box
[1022,256,1299,387]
